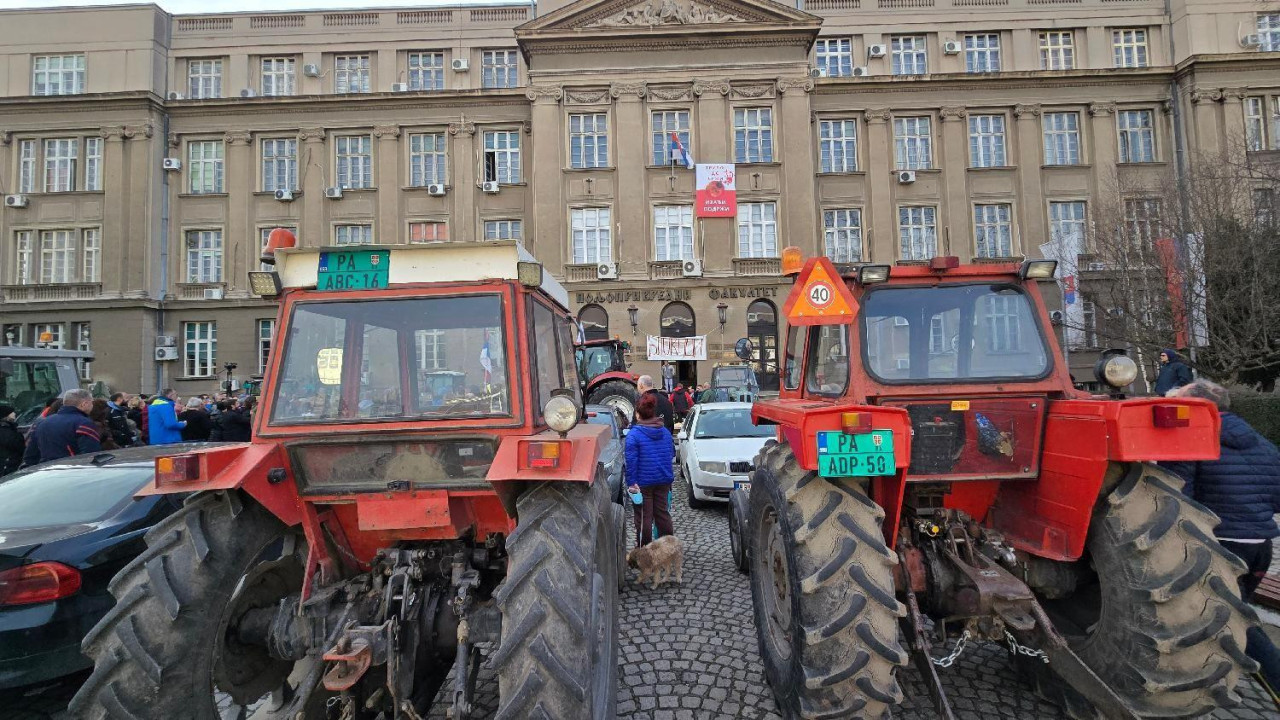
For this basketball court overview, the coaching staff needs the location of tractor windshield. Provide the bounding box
[271,295,509,424]
[577,344,624,383]
[861,283,1050,383]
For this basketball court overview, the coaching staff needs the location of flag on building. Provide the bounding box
[669,132,694,170]
[479,331,493,385]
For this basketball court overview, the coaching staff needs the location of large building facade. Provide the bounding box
[0,0,1276,395]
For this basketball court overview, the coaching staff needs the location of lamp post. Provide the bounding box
[627,305,639,336]
[717,302,729,329]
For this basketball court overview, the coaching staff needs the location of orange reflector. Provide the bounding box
[1152,404,1192,428]
[781,246,804,276]
[156,454,200,486]
[841,412,873,434]
[526,441,562,469]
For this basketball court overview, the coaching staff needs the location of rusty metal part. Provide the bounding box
[323,638,374,691]
[895,544,928,594]
[899,582,957,719]
[1013,602,1139,720]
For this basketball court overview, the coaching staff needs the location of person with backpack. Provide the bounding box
[106,392,135,447]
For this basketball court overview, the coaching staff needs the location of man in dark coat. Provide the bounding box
[1154,349,1194,395]
[1164,379,1280,695]
[22,389,102,466]
[0,404,25,476]
[636,374,675,434]
[179,397,213,442]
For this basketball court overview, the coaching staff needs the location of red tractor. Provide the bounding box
[70,236,625,720]
[738,251,1258,719]
[577,337,640,417]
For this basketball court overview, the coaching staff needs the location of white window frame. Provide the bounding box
[184,321,217,378]
[39,230,76,284]
[34,323,65,350]
[823,208,863,264]
[898,206,938,261]
[416,329,446,371]
[1244,96,1280,152]
[188,140,225,194]
[734,108,774,164]
[652,110,691,166]
[1039,31,1075,70]
[974,203,1015,258]
[484,219,523,242]
[261,138,298,192]
[653,205,694,262]
[408,52,444,91]
[335,224,374,245]
[82,228,101,283]
[964,33,1001,73]
[1258,13,1280,53]
[18,140,37,194]
[1118,109,1156,163]
[74,322,92,380]
[983,295,1022,353]
[569,113,609,169]
[737,202,778,259]
[257,319,275,374]
[481,50,518,89]
[335,135,373,189]
[14,231,34,285]
[819,119,858,173]
[260,226,296,271]
[571,208,612,264]
[894,116,933,170]
[32,54,85,96]
[890,35,927,75]
[409,221,449,243]
[1043,112,1082,165]
[1112,29,1149,68]
[187,59,223,99]
[815,38,853,77]
[186,229,223,283]
[84,137,102,192]
[409,132,447,186]
[43,138,78,193]
[335,54,371,94]
[1049,201,1087,254]
[968,114,1007,168]
[261,57,295,97]
[1081,300,1098,348]
[1124,198,1162,250]
[483,130,521,184]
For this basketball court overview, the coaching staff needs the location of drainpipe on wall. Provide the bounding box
[156,112,170,392]
[1164,0,1198,366]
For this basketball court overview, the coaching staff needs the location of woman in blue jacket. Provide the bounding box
[625,393,675,547]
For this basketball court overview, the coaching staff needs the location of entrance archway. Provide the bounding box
[660,301,697,389]
[578,304,609,342]
[747,300,779,391]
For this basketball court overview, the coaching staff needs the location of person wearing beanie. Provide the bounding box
[0,404,23,477]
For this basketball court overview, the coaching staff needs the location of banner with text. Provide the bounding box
[695,164,737,218]
[647,335,708,361]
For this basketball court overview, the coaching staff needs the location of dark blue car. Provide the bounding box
[0,444,218,690]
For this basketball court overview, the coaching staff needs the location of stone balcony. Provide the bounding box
[732,258,781,276]
[648,261,684,280]
[564,264,602,283]
[1,283,101,302]
[175,283,229,301]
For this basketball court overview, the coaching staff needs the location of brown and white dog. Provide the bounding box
[626,535,684,589]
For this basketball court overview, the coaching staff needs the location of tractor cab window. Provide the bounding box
[861,284,1050,383]
[0,359,62,426]
[805,326,850,397]
[577,343,623,384]
[782,326,804,390]
[271,295,509,424]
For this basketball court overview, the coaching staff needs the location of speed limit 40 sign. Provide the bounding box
[782,256,857,325]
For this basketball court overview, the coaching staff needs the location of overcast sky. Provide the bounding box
[0,0,514,12]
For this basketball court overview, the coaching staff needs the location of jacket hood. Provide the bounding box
[635,417,666,430]
[1220,412,1260,451]
[1162,349,1181,362]
[151,396,174,405]
[631,423,669,439]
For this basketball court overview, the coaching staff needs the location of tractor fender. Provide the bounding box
[487,423,609,519]
[136,442,306,527]
[586,371,637,392]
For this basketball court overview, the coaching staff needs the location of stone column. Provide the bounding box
[374,124,401,243]
[1188,89,1224,158]
[864,109,894,262]
[224,130,253,295]
[1013,104,1046,258]
[1088,102,1118,195]
[938,106,969,257]
[1221,90,1249,164]
[447,119,477,244]
[526,84,564,268]
[777,77,817,255]
[611,82,647,278]
[99,126,130,296]
[299,127,327,245]
[122,124,156,297]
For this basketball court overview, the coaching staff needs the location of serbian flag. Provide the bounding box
[479,331,493,384]
[669,132,693,170]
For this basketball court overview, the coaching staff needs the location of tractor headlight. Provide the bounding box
[544,395,581,434]
[1095,354,1139,389]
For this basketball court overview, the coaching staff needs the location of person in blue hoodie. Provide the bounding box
[1165,379,1280,701]
[1154,349,1194,395]
[625,393,675,547]
[147,388,187,445]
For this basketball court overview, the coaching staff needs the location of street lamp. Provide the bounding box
[627,305,639,336]
[717,302,729,329]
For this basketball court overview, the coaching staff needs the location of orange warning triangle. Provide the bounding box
[782,257,858,326]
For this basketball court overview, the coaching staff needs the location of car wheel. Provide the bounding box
[686,467,710,510]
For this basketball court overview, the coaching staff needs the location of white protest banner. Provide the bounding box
[646,335,708,361]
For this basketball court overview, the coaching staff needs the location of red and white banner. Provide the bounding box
[695,164,736,218]
[646,335,707,361]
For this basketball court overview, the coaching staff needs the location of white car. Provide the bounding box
[677,402,775,508]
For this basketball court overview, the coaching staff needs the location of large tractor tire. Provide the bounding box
[586,380,638,420]
[747,441,908,720]
[1024,463,1259,718]
[69,491,308,720]
[492,478,620,720]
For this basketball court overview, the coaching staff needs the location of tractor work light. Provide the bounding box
[1095,353,1139,389]
[781,246,804,276]
[1152,404,1192,428]
[1020,259,1058,280]
[517,261,543,289]
[156,454,200,486]
[543,394,580,435]
[248,271,283,297]
[857,265,892,285]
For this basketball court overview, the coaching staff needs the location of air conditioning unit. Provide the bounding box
[810,67,827,78]
[303,64,321,77]
[168,91,185,100]
[162,158,182,171]
[240,88,257,98]
[391,82,409,92]
[274,189,295,202]
[897,170,917,184]
[4,194,29,209]
[427,183,447,196]
[203,288,225,300]
[681,259,703,277]
[1241,34,1262,49]
[325,187,344,199]
[851,66,872,77]
[867,44,887,58]
[596,262,619,280]
[155,335,176,347]
[481,181,501,194]
[154,347,179,361]
[452,58,470,72]
[943,40,962,55]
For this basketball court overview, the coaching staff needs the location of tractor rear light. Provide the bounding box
[840,412,873,434]
[524,441,562,469]
[929,256,960,271]
[1152,404,1192,428]
[781,246,804,276]
[156,454,200,486]
[0,562,82,606]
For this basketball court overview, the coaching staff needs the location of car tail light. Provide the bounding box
[0,562,82,606]
[156,454,200,486]
[841,412,873,434]
[524,441,563,469]
[1152,404,1192,428]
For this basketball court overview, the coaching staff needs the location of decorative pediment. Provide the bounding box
[518,0,819,34]
[586,0,745,28]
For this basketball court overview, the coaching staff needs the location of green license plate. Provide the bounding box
[317,250,389,291]
[816,430,895,477]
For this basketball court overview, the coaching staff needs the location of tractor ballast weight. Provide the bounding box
[744,253,1258,720]
[70,240,624,720]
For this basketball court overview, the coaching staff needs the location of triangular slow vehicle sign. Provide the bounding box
[783,256,858,326]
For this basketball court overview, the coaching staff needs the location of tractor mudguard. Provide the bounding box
[137,443,305,527]
[487,422,608,517]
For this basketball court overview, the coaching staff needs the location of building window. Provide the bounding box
[652,110,691,166]
[579,305,609,341]
[483,131,521,184]
[409,133,447,186]
[819,119,858,173]
[261,138,298,191]
[481,50,518,89]
[1244,96,1280,152]
[968,115,1007,168]
[1049,201,1087,256]
[73,323,92,380]
[974,204,1014,258]
[188,141,225,194]
[894,116,933,170]
[1118,110,1156,163]
[82,228,100,282]
[1258,13,1280,52]
[1043,112,1081,165]
[569,114,609,169]
[14,228,99,284]
[484,219,523,242]
[1254,189,1275,226]
[85,137,102,192]
[18,140,37,193]
[261,57,295,96]
[983,295,1022,352]
[1039,31,1075,70]
[39,230,75,284]
[257,319,275,374]
[898,206,937,260]
[335,225,374,245]
[1081,300,1098,348]
[184,321,217,378]
[814,38,853,77]
[571,208,612,263]
[32,54,85,96]
[823,209,862,264]
[964,33,1001,73]
[335,135,373,189]
[409,221,449,243]
[260,226,295,271]
[1124,199,1162,250]
[408,52,444,91]
[1112,29,1149,68]
[34,323,65,349]
[186,229,223,283]
[660,302,696,338]
[44,138,78,193]
[734,108,773,163]
[653,205,694,261]
[14,231,34,285]
[890,35,927,75]
[415,329,446,371]
[335,55,371,94]
[187,59,222,99]
[737,202,778,258]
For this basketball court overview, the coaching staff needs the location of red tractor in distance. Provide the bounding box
[577,337,640,417]
[70,236,625,720]
[740,251,1258,720]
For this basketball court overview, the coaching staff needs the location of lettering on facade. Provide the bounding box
[575,289,692,304]
[707,287,779,300]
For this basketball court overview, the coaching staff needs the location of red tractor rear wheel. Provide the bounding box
[586,379,638,420]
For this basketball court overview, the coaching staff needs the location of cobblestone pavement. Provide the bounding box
[8,480,1278,719]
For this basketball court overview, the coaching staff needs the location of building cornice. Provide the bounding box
[812,70,1176,97]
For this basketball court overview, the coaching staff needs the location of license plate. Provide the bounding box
[317,250,389,291]
[734,481,751,493]
[816,430,895,477]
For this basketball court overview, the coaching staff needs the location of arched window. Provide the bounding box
[660,302,696,338]
[747,299,780,391]
[578,304,609,342]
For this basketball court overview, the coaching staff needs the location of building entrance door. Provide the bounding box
[747,300,779,391]
[660,301,698,390]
